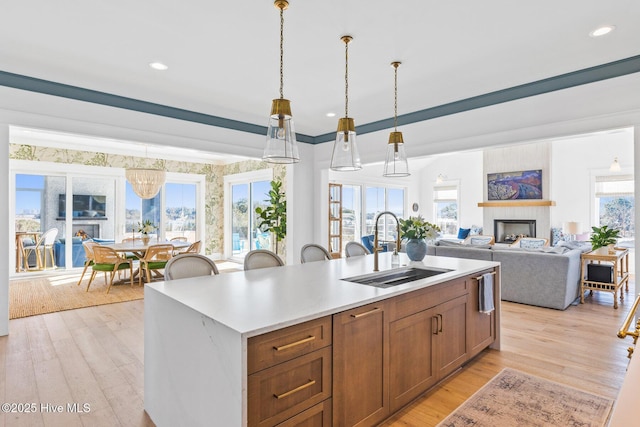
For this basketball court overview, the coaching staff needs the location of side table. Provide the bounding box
[580,247,629,309]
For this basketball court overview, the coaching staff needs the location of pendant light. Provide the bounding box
[383,61,410,177]
[263,0,300,164]
[330,35,361,171]
[126,146,166,199]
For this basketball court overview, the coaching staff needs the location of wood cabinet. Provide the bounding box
[388,279,470,412]
[467,269,497,358]
[250,269,497,427]
[332,301,389,427]
[248,317,333,427]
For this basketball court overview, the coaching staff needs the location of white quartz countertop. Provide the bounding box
[145,252,498,338]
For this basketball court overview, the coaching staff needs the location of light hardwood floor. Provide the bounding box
[1,280,635,426]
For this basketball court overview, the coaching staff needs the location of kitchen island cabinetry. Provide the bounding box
[333,301,390,427]
[145,253,500,427]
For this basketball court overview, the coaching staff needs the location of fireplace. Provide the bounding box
[72,224,99,239]
[494,220,536,244]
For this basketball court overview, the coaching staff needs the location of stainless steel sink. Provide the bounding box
[342,267,452,288]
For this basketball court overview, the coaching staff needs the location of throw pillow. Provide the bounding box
[520,239,546,249]
[550,227,567,246]
[469,236,493,245]
[470,225,483,235]
[457,228,471,239]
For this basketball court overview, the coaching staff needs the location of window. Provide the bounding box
[225,170,274,259]
[433,184,459,235]
[164,183,197,241]
[15,174,46,232]
[341,185,362,252]
[595,175,634,239]
[365,186,405,242]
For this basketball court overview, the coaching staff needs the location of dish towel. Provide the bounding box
[479,273,495,315]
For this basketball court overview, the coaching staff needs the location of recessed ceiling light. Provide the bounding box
[590,25,615,37]
[326,112,336,117]
[149,62,168,71]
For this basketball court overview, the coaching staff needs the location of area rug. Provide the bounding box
[437,368,613,427]
[9,273,144,319]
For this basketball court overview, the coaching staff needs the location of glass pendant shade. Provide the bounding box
[331,117,362,171]
[126,168,166,199]
[264,98,299,163]
[383,131,409,177]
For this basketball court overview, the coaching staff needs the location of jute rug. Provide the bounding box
[10,273,144,319]
[437,368,614,427]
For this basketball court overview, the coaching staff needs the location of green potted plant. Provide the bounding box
[399,216,440,261]
[589,225,620,251]
[255,179,286,255]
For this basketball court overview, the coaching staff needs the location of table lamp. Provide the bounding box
[562,221,580,241]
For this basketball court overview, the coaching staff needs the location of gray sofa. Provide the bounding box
[427,241,583,310]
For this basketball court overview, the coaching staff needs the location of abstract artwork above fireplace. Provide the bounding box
[487,169,542,200]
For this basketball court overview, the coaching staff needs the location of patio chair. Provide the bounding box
[23,228,58,270]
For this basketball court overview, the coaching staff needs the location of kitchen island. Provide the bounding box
[144,252,500,427]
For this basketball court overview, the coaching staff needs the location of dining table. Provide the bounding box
[103,240,191,281]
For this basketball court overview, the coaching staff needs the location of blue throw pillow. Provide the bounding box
[457,228,471,239]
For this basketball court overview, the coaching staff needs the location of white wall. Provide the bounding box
[550,128,634,233]
[417,151,484,230]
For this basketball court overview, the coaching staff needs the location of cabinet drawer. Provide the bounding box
[248,347,332,427]
[248,316,332,374]
[276,399,332,427]
[393,277,468,320]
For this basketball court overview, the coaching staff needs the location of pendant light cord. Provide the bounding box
[344,39,349,118]
[394,64,398,131]
[279,6,284,100]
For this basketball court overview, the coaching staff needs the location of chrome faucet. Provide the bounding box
[373,211,402,272]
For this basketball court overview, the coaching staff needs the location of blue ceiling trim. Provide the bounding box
[2,54,640,146]
[312,54,640,144]
[0,70,316,144]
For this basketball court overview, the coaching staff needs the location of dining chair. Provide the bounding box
[138,244,174,285]
[23,228,58,270]
[244,249,284,270]
[164,254,219,280]
[345,241,370,257]
[170,236,188,242]
[77,241,101,286]
[300,243,332,263]
[87,246,134,293]
[174,240,201,256]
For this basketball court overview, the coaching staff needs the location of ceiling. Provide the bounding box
[2,0,640,147]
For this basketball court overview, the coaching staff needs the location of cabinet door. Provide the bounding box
[467,273,495,358]
[434,295,468,380]
[333,302,389,427]
[389,307,437,412]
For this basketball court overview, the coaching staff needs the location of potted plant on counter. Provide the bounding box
[589,225,620,253]
[399,216,440,261]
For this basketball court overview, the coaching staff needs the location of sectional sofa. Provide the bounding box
[427,240,586,310]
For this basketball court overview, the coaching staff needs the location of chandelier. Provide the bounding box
[126,168,166,199]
